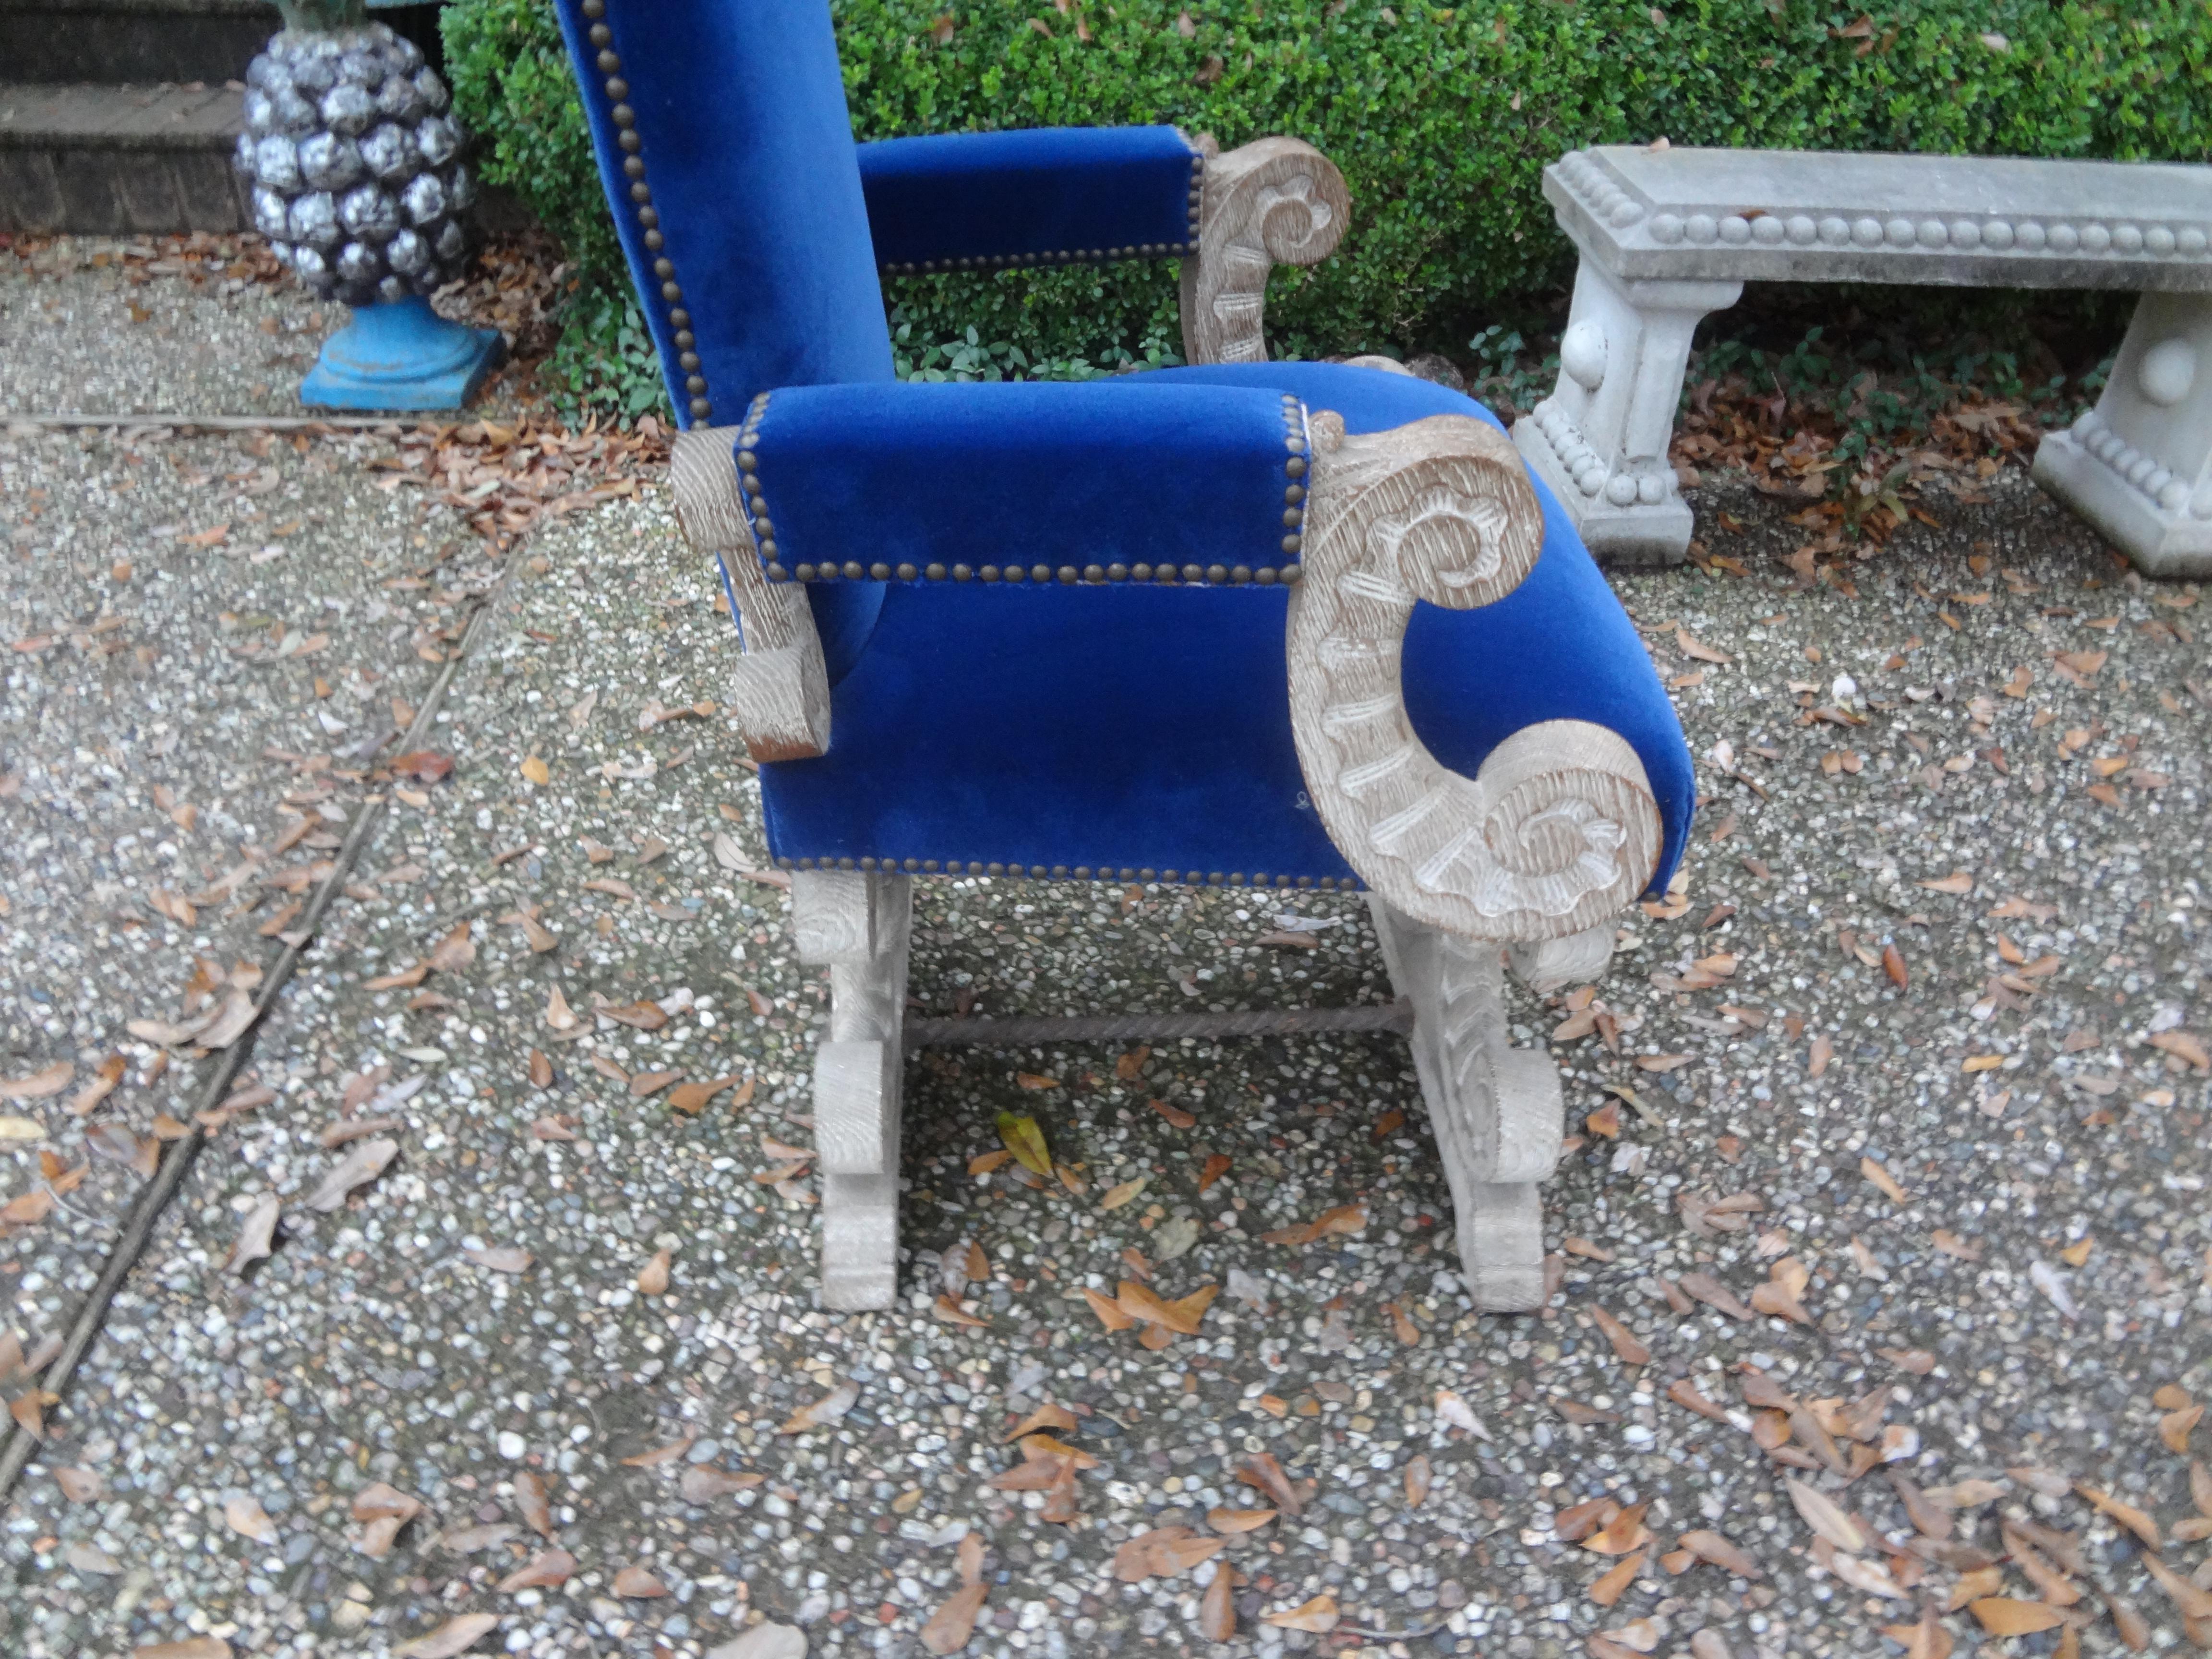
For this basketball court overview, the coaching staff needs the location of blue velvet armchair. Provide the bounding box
[554,0,1694,1314]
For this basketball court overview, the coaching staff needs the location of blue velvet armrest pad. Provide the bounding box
[857,127,1202,268]
[744,381,1304,583]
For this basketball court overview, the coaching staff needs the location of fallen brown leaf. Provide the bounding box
[496,1549,576,1592]
[920,1583,987,1654]
[1590,1549,1645,1608]
[1261,1591,1338,1632]
[1968,1599,2064,1636]
[1785,1478,1868,1552]
[1591,1305,1650,1365]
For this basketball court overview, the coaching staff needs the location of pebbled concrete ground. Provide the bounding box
[0,248,2207,1659]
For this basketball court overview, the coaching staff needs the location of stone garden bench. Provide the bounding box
[1515,145,2212,578]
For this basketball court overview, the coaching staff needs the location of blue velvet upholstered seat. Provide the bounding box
[553,0,1692,900]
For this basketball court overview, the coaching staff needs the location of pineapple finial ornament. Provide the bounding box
[235,0,504,408]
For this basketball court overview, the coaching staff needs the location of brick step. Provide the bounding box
[0,0,277,87]
[0,83,249,234]
[0,80,532,237]
[0,0,448,88]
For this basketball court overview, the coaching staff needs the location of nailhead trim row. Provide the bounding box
[878,150,1205,275]
[580,0,710,424]
[745,388,1310,587]
[772,856,1360,890]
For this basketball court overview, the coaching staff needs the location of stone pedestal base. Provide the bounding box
[301,295,505,412]
[1509,255,1740,567]
[2032,291,2212,580]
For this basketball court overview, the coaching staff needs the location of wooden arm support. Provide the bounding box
[670,427,832,762]
[1180,135,1350,365]
[1287,413,1664,943]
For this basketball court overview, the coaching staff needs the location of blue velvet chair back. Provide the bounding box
[552,0,896,427]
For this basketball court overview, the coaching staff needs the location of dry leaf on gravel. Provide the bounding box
[1678,1272,1754,1320]
[668,1073,748,1114]
[2141,1553,2212,1619]
[392,1612,502,1657]
[637,1248,671,1295]
[224,1193,280,1275]
[496,1549,576,1591]
[439,1523,517,1554]
[55,1466,102,1502]
[619,1437,695,1467]
[306,1137,396,1210]
[919,1583,987,1654]
[613,1564,669,1598]
[1749,1256,1813,1324]
[1262,1593,1340,1632]
[426,921,476,973]
[994,1111,1052,1176]
[1828,1552,1908,1598]
[514,1469,553,1538]
[86,1121,157,1177]
[1207,1506,1276,1533]
[1878,1609,1954,1659]
[224,1495,278,1544]
[132,1642,233,1659]
[1591,1306,1650,1365]
[1236,1451,1305,1515]
[1679,1528,1761,1577]
[1435,1387,1491,1438]
[1785,1479,1868,1552]
[1861,1155,1908,1202]
[1585,1503,1652,1555]
[1590,1550,1645,1608]
[678,1467,764,1501]
[1200,1564,1238,1641]
[1260,1203,1366,1246]
[1968,1599,2064,1636]
[781,1381,858,1434]
[0,1062,73,1101]
[2077,1483,2162,1548]
[1404,1452,1432,1508]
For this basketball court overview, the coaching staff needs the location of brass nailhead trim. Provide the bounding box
[585,11,709,422]
[765,857,1355,889]
[876,141,1204,274]
[758,387,1310,588]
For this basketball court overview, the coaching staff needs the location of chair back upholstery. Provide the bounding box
[553,0,895,426]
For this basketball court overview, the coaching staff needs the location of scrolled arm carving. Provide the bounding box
[670,428,831,763]
[1179,134,1350,365]
[1286,414,1663,942]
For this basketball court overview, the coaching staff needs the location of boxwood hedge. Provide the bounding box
[445,0,2212,396]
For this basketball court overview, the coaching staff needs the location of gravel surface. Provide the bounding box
[2,255,2209,1659]
[0,411,478,1448]
[0,237,535,420]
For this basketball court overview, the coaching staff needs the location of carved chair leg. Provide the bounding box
[792,870,912,1312]
[1369,897,1562,1313]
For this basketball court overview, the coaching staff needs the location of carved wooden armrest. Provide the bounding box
[1287,413,1664,943]
[670,427,831,762]
[1179,134,1349,365]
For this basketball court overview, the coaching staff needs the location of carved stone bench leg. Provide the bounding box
[2032,290,2212,580]
[1509,254,1742,567]
[1368,898,1565,1312]
[792,870,912,1312]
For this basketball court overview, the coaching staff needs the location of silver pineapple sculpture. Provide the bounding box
[234,0,503,408]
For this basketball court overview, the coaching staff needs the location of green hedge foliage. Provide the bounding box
[446,0,2212,382]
